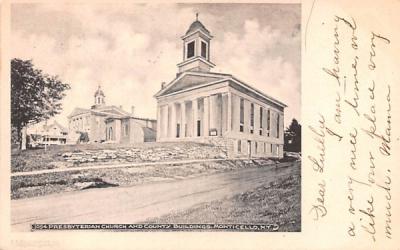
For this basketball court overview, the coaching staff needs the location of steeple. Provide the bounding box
[92,85,105,109]
[177,14,215,73]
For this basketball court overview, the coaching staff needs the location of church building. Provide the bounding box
[154,16,286,158]
[68,86,156,143]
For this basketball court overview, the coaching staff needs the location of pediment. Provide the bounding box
[156,72,229,97]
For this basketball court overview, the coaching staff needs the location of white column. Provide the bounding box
[280,113,284,140]
[227,92,232,132]
[203,96,210,137]
[156,105,161,141]
[162,105,169,139]
[192,98,198,137]
[169,103,176,138]
[180,101,186,137]
[209,95,216,130]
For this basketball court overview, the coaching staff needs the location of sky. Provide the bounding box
[11,3,301,127]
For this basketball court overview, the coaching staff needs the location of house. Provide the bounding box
[27,120,68,145]
[154,17,286,158]
[68,85,156,143]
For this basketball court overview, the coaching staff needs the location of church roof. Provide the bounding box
[154,71,287,109]
[68,105,130,119]
[186,20,210,36]
[67,107,91,118]
[94,105,130,115]
[161,73,225,96]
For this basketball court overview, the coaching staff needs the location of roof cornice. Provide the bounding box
[181,29,213,40]
[157,78,229,99]
[154,71,229,98]
[176,56,215,68]
[154,72,287,108]
[228,77,287,108]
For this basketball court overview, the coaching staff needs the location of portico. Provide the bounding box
[157,92,228,141]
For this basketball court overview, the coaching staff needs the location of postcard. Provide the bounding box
[0,0,398,249]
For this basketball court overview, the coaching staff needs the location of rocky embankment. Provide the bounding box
[11,142,228,173]
[60,145,227,165]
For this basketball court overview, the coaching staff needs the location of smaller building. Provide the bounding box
[68,85,156,143]
[27,120,68,145]
[105,115,157,143]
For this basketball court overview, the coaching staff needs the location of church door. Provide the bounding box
[247,140,252,158]
[108,127,113,141]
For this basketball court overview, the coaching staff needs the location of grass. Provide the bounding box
[145,164,301,232]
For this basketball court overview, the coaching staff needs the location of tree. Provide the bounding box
[11,58,70,150]
[284,119,301,152]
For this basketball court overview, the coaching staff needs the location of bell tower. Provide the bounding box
[92,85,105,109]
[177,14,215,73]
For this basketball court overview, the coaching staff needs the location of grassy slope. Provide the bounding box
[145,164,301,232]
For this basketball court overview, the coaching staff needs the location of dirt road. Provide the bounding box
[12,162,300,231]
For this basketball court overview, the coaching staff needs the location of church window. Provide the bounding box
[201,41,207,58]
[239,98,244,132]
[250,103,254,134]
[124,124,129,136]
[197,120,201,136]
[267,109,271,136]
[237,140,241,153]
[176,123,180,138]
[108,127,113,140]
[187,41,195,59]
[260,107,263,128]
[277,113,280,138]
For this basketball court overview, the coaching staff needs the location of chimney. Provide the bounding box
[161,82,166,89]
[131,106,135,116]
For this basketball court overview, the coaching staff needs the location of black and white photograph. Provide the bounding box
[10,3,301,232]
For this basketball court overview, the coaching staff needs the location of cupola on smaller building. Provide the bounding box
[93,85,105,109]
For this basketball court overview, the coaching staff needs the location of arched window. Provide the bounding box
[108,127,113,140]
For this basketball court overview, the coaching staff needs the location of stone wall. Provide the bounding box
[60,142,228,165]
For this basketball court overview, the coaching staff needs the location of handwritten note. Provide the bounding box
[305,1,397,247]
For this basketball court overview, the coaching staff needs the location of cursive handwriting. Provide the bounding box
[349,128,358,170]
[359,195,376,242]
[362,83,391,156]
[376,170,392,239]
[308,114,326,173]
[309,180,327,221]
[369,32,391,70]
[345,56,360,116]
